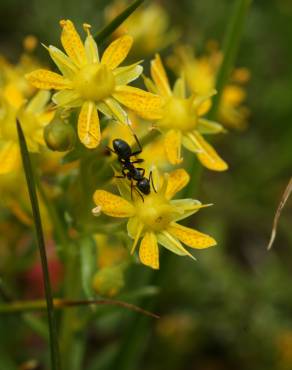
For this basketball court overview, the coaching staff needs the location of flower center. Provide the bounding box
[136,193,174,232]
[74,63,115,102]
[159,96,198,132]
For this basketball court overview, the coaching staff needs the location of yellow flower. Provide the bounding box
[0,89,53,174]
[105,1,179,58]
[93,169,216,269]
[145,54,228,171]
[168,44,250,130]
[26,20,162,149]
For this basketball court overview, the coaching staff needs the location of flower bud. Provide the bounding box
[44,116,76,151]
[92,265,124,297]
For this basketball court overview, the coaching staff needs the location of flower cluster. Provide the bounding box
[0,11,249,272]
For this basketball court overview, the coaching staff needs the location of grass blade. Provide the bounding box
[208,0,252,120]
[16,120,61,370]
[95,0,145,44]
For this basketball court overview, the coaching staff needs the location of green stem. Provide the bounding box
[95,0,145,44]
[0,298,159,317]
[208,0,252,120]
[16,121,61,370]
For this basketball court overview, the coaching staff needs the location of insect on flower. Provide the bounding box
[93,168,217,269]
[107,134,156,201]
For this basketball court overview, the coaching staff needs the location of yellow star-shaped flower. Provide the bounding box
[26,20,162,149]
[144,54,228,171]
[93,169,216,269]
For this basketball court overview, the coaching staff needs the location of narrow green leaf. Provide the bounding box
[208,0,252,120]
[16,120,61,370]
[95,0,145,44]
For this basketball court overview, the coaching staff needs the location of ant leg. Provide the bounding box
[131,158,144,164]
[134,187,145,202]
[149,171,157,193]
[131,134,143,156]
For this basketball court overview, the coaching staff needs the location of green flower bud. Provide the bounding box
[44,116,76,152]
[93,265,125,297]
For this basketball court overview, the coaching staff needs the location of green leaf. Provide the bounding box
[95,0,145,44]
[16,120,61,370]
[80,235,97,298]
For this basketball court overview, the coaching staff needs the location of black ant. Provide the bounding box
[107,134,156,201]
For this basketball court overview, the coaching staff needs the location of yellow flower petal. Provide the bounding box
[185,132,228,172]
[26,69,71,90]
[143,75,158,94]
[164,129,183,165]
[197,99,212,116]
[48,46,78,79]
[173,78,186,99]
[53,90,82,108]
[151,54,172,97]
[171,199,211,222]
[127,216,139,239]
[158,231,196,260]
[84,31,99,64]
[114,62,143,86]
[78,101,100,148]
[93,190,135,218]
[157,231,187,256]
[60,19,87,67]
[104,97,128,124]
[101,35,133,70]
[193,89,216,116]
[165,168,190,200]
[131,221,144,254]
[197,118,225,134]
[113,85,163,119]
[168,222,216,249]
[26,90,50,113]
[139,232,159,269]
[0,142,19,174]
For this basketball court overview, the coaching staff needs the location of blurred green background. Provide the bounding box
[1,0,292,370]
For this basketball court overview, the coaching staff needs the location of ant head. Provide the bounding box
[137,178,151,195]
[113,138,132,158]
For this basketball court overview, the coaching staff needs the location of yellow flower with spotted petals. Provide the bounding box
[144,54,228,172]
[26,20,162,149]
[93,169,216,270]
